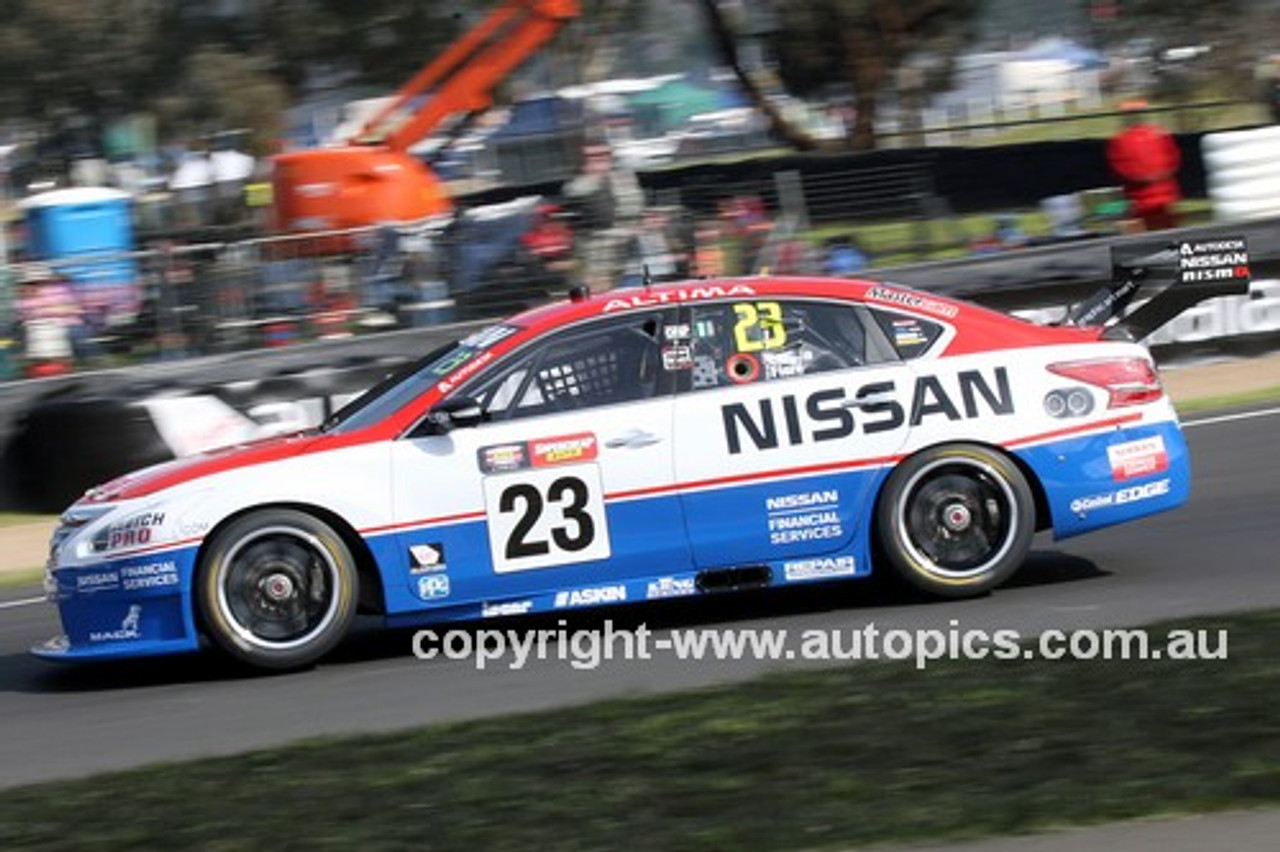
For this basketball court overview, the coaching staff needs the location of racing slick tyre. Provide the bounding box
[197,509,359,670]
[875,444,1035,598]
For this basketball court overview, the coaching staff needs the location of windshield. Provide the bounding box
[321,324,520,434]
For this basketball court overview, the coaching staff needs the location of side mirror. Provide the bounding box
[421,396,486,434]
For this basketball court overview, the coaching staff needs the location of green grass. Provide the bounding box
[0,566,43,589]
[1174,384,1280,415]
[0,513,55,528]
[799,200,1217,269]
[944,99,1266,147]
[0,514,54,588]
[3,609,1280,851]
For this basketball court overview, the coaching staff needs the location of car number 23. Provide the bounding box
[483,465,613,572]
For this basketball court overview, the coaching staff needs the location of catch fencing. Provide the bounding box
[0,125,1272,377]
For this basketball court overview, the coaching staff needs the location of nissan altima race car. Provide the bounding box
[35,237,1250,669]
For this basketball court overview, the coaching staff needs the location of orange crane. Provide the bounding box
[271,0,580,235]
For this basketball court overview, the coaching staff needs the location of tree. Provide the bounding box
[1088,0,1258,101]
[254,0,463,93]
[0,0,493,163]
[154,49,290,155]
[0,0,165,124]
[698,0,979,151]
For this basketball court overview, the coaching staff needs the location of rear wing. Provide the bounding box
[1066,237,1251,340]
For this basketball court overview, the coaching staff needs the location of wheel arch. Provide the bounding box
[192,501,387,639]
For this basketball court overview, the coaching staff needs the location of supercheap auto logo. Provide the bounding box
[478,433,598,473]
[530,433,598,467]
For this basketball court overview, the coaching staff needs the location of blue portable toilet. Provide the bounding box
[21,187,134,259]
[19,187,138,319]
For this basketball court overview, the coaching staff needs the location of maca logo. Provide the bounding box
[722,368,1013,454]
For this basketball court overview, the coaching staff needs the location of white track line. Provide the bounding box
[0,595,46,610]
[1183,406,1280,428]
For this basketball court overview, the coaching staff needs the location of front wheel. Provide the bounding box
[197,509,358,670]
[875,444,1035,598]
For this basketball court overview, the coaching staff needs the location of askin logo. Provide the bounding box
[555,585,628,608]
[722,367,1014,454]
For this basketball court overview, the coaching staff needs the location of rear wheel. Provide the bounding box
[875,444,1034,597]
[197,509,357,670]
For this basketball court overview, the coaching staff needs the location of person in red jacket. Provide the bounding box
[1107,100,1182,231]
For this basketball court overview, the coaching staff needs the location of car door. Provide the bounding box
[672,296,915,572]
[388,308,690,612]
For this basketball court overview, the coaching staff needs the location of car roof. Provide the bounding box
[510,276,973,336]
[505,275,1099,359]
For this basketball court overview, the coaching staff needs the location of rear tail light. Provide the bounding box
[1047,357,1163,408]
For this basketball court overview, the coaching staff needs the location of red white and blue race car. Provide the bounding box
[35,238,1250,669]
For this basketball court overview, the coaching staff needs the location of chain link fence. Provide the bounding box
[0,120,1238,380]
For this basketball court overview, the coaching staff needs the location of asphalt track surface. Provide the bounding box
[0,405,1277,791]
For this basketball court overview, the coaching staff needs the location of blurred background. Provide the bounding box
[0,0,1276,381]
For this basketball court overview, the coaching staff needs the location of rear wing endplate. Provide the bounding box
[1066,237,1251,340]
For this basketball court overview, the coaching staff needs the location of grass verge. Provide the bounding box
[0,513,56,528]
[0,514,55,589]
[1173,384,1280,416]
[0,566,43,589]
[4,609,1280,852]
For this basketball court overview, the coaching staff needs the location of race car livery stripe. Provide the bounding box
[363,413,1156,538]
[608,453,903,502]
[361,509,488,537]
[1003,412,1146,448]
[615,415,1151,502]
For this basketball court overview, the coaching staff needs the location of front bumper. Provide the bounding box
[32,545,204,662]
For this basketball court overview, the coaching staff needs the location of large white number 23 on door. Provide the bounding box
[483,465,612,573]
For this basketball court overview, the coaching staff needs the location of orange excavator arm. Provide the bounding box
[352,0,580,152]
[271,0,580,238]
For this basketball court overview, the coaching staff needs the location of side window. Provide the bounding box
[683,299,896,391]
[869,308,945,359]
[467,311,671,420]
